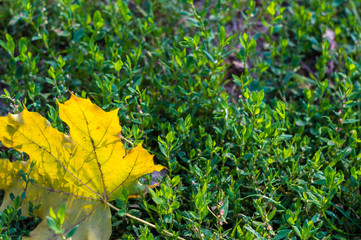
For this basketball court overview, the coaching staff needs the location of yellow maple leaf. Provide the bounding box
[0,94,165,239]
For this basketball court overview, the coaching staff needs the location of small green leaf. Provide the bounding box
[57,55,65,68]
[175,55,182,67]
[93,10,104,30]
[49,206,57,220]
[193,33,200,46]
[5,34,15,56]
[152,197,166,205]
[275,100,286,119]
[267,2,276,16]
[19,37,28,54]
[0,39,11,55]
[46,216,59,232]
[117,0,132,22]
[57,203,66,225]
[114,59,124,72]
[219,26,225,44]
[202,49,214,62]
[342,119,359,124]
[66,225,79,238]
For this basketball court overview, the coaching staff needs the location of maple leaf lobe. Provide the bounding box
[0,94,165,240]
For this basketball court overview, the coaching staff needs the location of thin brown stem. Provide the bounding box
[119,134,134,146]
[31,183,98,201]
[105,202,186,240]
[64,202,102,234]
[207,206,228,224]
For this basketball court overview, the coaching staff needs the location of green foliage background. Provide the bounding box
[1,0,361,239]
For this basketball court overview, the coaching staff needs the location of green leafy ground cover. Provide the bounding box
[1,0,361,239]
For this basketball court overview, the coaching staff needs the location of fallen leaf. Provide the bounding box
[0,94,165,239]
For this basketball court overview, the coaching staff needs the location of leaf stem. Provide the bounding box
[120,134,134,146]
[207,206,228,224]
[105,202,186,240]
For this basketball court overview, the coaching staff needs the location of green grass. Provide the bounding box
[1,0,361,239]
